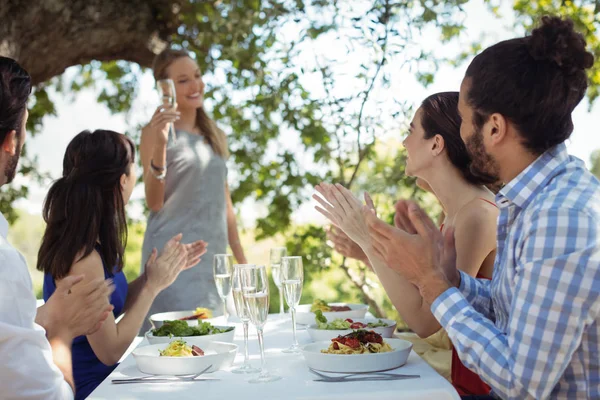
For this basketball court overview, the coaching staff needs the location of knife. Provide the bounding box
[313,376,418,383]
[111,377,220,384]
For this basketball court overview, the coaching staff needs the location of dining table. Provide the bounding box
[89,314,460,400]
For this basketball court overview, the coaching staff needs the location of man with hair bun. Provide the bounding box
[365,16,600,400]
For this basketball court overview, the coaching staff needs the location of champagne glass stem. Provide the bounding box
[169,122,177,143]
[290,307,299,347]
[279,290,284,315]
[257,327,268,377]
[243,321,250,366]
[222,298,228,324]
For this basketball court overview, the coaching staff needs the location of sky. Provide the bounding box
[11,0,600,228]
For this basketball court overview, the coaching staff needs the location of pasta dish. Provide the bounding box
[159,339,204,357]
[311,299,352,312]
[321,330,393,355]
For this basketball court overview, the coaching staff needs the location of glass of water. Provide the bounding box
[213,254,233,323]
[156,78,177,143]
[241,265,281,383]
[281,256,303,353]
[269,247,287,317]
[231,264,260,374]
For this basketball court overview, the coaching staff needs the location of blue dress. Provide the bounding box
[43,246,128,400]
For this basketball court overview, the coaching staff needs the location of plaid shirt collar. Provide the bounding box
[496,143,569,210]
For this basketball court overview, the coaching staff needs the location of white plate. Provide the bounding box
[149,310,210,328]
[307,318,397,342]
[145,325,236,345]
[132,341,237,375]
[301,338,412,373]
[295,303,369,325]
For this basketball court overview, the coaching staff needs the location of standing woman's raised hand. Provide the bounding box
[148,105,180,145]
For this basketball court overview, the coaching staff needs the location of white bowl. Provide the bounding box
[301,338,412,373]
[307,318,397,342]
[295,303,369,325]
[149,310,209,328]
[132,341,237,375]
[145,325,236,345]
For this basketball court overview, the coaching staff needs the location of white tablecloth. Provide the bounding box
[89,315,460,400]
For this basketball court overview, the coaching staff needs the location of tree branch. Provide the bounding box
[339,258,386,318]
[0,0,180,85]
[348,0,391,187]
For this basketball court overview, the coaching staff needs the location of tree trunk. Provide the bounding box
[0,0,182,85]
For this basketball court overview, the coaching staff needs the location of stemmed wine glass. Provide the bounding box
[269,247,287,317]
[231,264,260,374]
[213,254,233,323]
[241,265,281,383]
[156,78,177,143]
[281,256,303,353]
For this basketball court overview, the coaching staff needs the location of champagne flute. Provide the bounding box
[213,254,233,323]
[156,78,177,143]
[281,256,304,353]
[269,247,287,317]
[231,264,260,374]
[241,265,281,383]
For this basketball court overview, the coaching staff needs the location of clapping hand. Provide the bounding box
[364,201,460,303]
[144,234,207,294]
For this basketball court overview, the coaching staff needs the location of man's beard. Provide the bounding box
[465,126,501,183]
[4,139,21,184]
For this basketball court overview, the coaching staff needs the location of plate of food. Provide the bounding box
[307,310,397,342]
[301,330,412,373]
[133,339,237,375]
[149,307,213,328]
[145,320,235,345]
[295,299,369,325]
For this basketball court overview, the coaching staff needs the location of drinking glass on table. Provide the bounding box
[231,264,260,374]
[281,256,304,353]
[270,247,287,317]
[213,254,233,323]
[241,265,281,383]
[156,78,177,143]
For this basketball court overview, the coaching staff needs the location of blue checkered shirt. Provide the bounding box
[431,143,600,399]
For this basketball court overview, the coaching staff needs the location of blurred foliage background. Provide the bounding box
[2,0,600,328]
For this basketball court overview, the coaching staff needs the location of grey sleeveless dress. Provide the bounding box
[140,130,227,332]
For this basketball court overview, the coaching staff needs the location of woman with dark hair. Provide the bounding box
[139,49,247,328]
[37,130,207,400]
[314,92,499,395]
[358,17,598,400]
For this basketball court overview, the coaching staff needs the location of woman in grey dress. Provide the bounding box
[139,49,247,331]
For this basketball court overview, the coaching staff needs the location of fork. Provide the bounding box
[309,368,420,382]
[112,365,213,384]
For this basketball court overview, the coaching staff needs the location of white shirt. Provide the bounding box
[0,213,73,400]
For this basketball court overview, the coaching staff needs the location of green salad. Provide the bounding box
[314,310,388,330]
[152,320,233,337]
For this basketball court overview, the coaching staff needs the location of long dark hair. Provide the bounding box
[420,92,498,186]
[37,130,135,279]
[465,16,594,155]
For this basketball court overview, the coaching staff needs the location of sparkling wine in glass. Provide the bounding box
[281,256,303,353]
[156,78,177,143]
[231,264,260,374]
[213,254,233,323]
[270,247,287,317]
[241,265,281,383]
